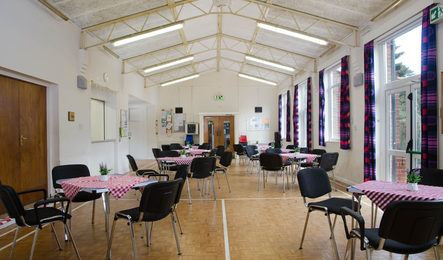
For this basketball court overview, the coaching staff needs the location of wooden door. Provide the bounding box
[0,75,47,206]
[203,115,235,151]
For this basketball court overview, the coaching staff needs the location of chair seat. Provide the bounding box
[215,166,226,172]
[116,207,170,222]
[308,198,357,215]
[24,207,70,225]
[58,191,101,202]
[300,162,313,167]
[364,228,437,254]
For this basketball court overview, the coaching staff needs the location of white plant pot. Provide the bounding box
[99,175,109,181]
[181,155,187,158]
[407,183,418,191]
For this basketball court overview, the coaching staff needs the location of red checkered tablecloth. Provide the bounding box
[188,149,210,155]
[158,157,194,165]
[280,153,318,164]
[353,181,443,211]
[60,175,147,200]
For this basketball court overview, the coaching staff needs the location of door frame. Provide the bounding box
[198,112,238,145]
[0,66,59,193]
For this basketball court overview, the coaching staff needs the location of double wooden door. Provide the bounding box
[203,115,234,151]
[0,75,47,206]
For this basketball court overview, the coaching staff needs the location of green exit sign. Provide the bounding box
[214,94,224,101]
[430,5,443,24]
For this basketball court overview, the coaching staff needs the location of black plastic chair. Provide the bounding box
[286,144,296,150]
[52,164,101,226]
[0,185,81,259]
[158,150,180,172]
[198,143,210,150]
[152,148,163,170]
[170,143,183,150]
[418,168,443,187]
[214,151,233,192]
[300,149,326,167]
[161,144,171,151]
[259,153,288,192]
[215,145,225,157]
[297,167,357,260]
[127,154,159,177]
[245,145,259,173]
[233,144,247,164]
[340,200,443,260]
[190,157,217,200]
[106,179,182,259]
[299,147,309,154]
[319,152,339,190]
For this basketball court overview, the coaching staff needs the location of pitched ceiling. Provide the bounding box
[44,0,399,86]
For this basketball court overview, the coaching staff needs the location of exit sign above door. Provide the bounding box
[430,5,443,24]
[214,94,224,101]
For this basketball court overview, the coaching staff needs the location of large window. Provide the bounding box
[298,81,308,147]
[280,92,287,140]
[324,63,341,142]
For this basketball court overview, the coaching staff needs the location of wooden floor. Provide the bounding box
[0,160,441,259]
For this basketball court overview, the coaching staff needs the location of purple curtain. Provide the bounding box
[340,55,351,150]
[421,5,438,169]
[293,85,299,147]
[318,70,325,147]
[364,41,376,181]
[286,90,291,142]
[307,77,312,150]
[278,94,282,138]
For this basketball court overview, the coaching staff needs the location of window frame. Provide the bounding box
[324,62,341,142]
[280,92,287,140]
[91,98,106,142]
[298,80,308,147]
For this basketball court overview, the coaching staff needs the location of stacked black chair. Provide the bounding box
[159,150,180,173]
[233,144,247,164]
[300,149,326,168]
[215,145,225,157]
[170,143,183,150]
[418,168,443,187]
[127,154,159,177]
[297,168,357,260]
[319,152,339,190]
[214,151,233,192]
[245,145,259,173]
[299,147,309,154]
[161,144,171,151]
[52,164,101,228]
[0,185,81,259]
[259,153,287,192]
[286,144,296,150]
[190,157,217,200]
[198,143,211,150]
[340,200,443,260]
[106,179,183,259]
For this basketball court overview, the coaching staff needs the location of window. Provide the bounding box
[298,81,308,147]
[324,63,341,141]
[91,99,105,141]
[280,92,287,140]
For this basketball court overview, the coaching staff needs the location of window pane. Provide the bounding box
[298,82,307,147]
[386,25,421,82]
[91,99,105,141]
[389,91,407,150]
[331,86,340,140]
[412,88,421,151]
[390,155,407,183]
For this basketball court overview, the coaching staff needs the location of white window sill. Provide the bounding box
[326,140,340,144]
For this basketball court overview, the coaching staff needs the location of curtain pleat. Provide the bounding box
[364,41,376,181]
[319,71,325,147]
[340,55,351,149]
[293,85,298,147]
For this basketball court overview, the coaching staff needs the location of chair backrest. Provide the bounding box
[161,144,171,151]
[198,143,210,150]
[419,168,443,187]
[297,168,331,198]
[160,150,180,157]
[0,185,27,226]
[379,200,443,246]
[215,146,225,156]
[219,151,233,167]
[286,145,296,150]
[233,144,244,155]
[191,157,216,179]
[52,164,91,189]
[312,149,327,155]
[126,154,138,171]
[299,147,309,153]
[173,166,188,204]
[139,179,181,222]
[170,143,183,150]
[245,145,256,158]
[320,152,339,172]
[152,148,161,158]
[259,153,283,171]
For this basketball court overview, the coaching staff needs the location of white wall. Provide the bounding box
[156,70,278,147]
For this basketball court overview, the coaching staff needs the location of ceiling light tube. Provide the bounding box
[245,55,294,72]
[257,22,328,46]
[160,74,199,87]
[144,56,194,74]
[113,23,184,47]
[238,73,277,86]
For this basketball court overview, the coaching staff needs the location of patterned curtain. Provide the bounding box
[286,90,291,142]
[318,70,325,147]
[293,85,299,147]
[340,55,351,149]
[421,5,438,169]
[307,77,312,150]
[278,94,282,138]
[364,41,376,181]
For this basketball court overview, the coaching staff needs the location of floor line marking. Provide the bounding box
[221,199,230,260]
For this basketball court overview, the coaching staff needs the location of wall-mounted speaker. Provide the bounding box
[353,72,364,87]
[77,75,87,90]
[255,107,262,113]
[175,107,183,114]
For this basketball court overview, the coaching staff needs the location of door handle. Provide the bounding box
[20,135,27,146]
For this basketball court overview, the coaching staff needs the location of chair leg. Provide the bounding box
[186,178,192,204]
[65,223,81,260]
[144,222,150,247]
[330,214,337,239]
[299,210,311,249]
[344,237,352,260]
[433,246,440,260]
[129,222,137,260]
[223,171,231,193]
[257,168,261,191]
[174,208,184,235]
[171,213,182,255]
[9,227,19,260]
[327,213,340,260]
[404,255,410,260]
[211,175,217,200]
[365,249,371,260]
[50,223,62,251]
[91,200,96,225]
[29,227,40,260]
[149,222,154,245]
[106,218,117,260]
[215,173,221,189]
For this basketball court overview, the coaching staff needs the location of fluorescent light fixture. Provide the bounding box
[257,22,328,46]
[113,23,183,47]
[144,56,194,74]
[160,74,199,87]
[238,73,277,86]
[245,55,294,72]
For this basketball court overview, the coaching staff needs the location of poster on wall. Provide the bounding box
[160,109,173,135]
[173,113,186,133]
[247,116,270,131]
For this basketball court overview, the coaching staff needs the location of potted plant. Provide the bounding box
[406,169,421,191]
[180,149,187,158]
[99,163,112,181]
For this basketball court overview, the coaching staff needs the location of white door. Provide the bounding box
[128,106,148,158]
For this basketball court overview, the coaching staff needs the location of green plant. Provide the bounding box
[99,163,112,176]
[407,170,421,184]
[180,150,187,156]
[294,147,300,153]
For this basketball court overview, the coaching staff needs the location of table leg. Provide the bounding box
[102,192,111,238]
